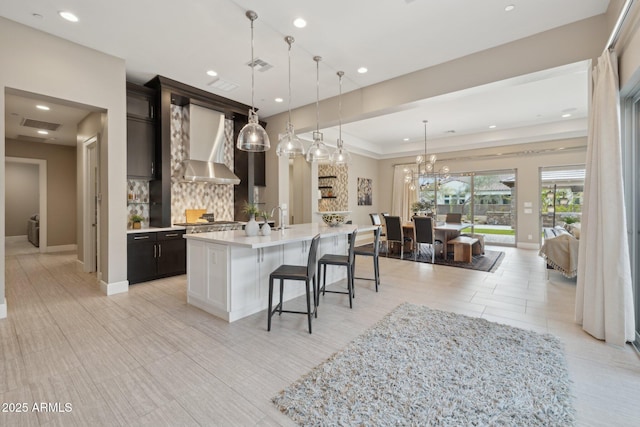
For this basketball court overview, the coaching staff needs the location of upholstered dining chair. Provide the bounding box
[383,216,412,259]
[412,216,443,262]
[317,229,358,308]
[445,213,462,223]
[369,213,386,251]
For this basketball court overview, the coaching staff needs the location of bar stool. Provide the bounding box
[317,229,358,308]
[268,234,320,334]
[354,225,381,292]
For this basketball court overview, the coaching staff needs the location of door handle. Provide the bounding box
[134,235,150,240]
[158,243,162,258]
[154,244,157,258]
[165,233,179,237]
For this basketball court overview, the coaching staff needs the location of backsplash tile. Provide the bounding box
[127,179,149,228]
[170,105,235,223]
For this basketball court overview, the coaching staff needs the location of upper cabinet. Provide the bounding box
[126,82,157,179]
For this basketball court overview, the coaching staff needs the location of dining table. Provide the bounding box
[402,221,472,260]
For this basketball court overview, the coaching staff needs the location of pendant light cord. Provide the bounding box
[423,120,428,161]
[250,18,255,113]
[315,57,321,133]
[286,37,294,126]
[337,71,344,149]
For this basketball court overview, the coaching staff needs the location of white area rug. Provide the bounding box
[273,303,574,426]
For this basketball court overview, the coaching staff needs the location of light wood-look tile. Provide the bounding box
[2,245,640,426]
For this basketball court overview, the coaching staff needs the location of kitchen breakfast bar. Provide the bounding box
[184,223,375,322]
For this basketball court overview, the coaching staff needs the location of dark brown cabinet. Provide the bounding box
[127,83,156,179]
[127,230,186,284]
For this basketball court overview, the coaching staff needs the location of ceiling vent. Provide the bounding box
[17,134,48,143]
[247,58,273,72]
[20,118,61,131]
[207,77,239,92]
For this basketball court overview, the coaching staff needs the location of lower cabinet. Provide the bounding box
[127,230,186,284]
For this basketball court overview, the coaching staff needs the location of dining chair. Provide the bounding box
[412,216,443,262]
[317,229,358,308]
[445,213,462,223]
[369,213,386,251]
[383,216,412,259]
[267,234,320,334]
[354,225,381,292]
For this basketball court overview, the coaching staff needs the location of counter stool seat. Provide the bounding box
[268,234,320,334]
[318,229,358,308]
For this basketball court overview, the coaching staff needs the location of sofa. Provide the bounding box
[539,224,580,278]
[27,214,39,247]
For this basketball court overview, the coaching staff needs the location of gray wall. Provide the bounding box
[4,161,39,236]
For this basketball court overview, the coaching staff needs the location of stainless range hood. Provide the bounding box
[180,104,240,185]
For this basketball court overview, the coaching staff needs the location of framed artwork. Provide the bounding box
[357,177,372,206]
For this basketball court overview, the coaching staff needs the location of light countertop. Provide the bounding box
[184,223,376,249]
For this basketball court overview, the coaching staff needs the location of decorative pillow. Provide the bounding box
[569,223,581,240]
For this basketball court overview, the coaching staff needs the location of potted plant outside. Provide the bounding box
[130,214,144,229]
[243,202,260,236]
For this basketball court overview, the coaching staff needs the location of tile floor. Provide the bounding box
[1,242,639,426]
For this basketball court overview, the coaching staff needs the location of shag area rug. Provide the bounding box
[356,243,505,273]
[273,303,574,426]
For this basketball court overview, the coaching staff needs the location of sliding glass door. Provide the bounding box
[539,167,585,232]
[419,169,517,246]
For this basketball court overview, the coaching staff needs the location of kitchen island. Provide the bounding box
[184,223,375,322]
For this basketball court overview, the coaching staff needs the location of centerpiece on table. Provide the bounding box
[411,200,435,217]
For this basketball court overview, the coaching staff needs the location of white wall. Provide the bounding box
[4,162,38,236]
[1,17,128,317]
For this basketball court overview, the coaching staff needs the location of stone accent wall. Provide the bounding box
[169,105,235,223]
[126,179,149,228]
[318,164,348,212]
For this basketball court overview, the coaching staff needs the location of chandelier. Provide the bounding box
[405,120,450,191]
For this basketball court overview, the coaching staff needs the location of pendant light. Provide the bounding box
[276,36,305,158]
[237,10,270,152]
[306,56,331,163]
[330,71,352,165]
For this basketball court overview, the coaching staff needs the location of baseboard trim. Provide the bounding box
[0,298,7,319]
[5,235,27,242]
[46,244,78,253]
[517,242,540,250]
[100,280,129,296]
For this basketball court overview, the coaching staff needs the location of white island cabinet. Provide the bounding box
[184,223,374,322]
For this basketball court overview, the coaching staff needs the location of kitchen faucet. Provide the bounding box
[271,206,285,233]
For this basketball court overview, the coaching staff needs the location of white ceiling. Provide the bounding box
[0,0,609,154]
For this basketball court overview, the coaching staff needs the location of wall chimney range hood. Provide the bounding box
[180,104,241,185]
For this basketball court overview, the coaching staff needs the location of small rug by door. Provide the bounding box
[356,243,505,272]
[273,303,574,426]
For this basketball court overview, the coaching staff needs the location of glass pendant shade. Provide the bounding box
[306,131,331,163]
[237,10,269,152]
[276,122,304,158]
[330,141,352,165]
[237,110,270,152]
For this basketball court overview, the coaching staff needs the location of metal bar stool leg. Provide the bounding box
[268,276,274,331]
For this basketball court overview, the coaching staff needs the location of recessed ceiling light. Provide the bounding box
[275,97,283,103]
[489,125,497,129]
[206,70,218,77]
[562,113,572,118]
[293,18,307,28]
[357,67,368,74]
[403,138,410,141]
[58,11,79,22]
[505,5,515,12]
[37,130,49,135]
[36,105,50,111]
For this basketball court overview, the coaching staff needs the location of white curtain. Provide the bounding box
[391,165,417,222]
[575,50,635,345]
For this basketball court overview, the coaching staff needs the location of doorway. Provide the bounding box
[83,137,100,274]
[4,157,47,254]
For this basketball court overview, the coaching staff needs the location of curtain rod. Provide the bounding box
[605,0,636,52]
